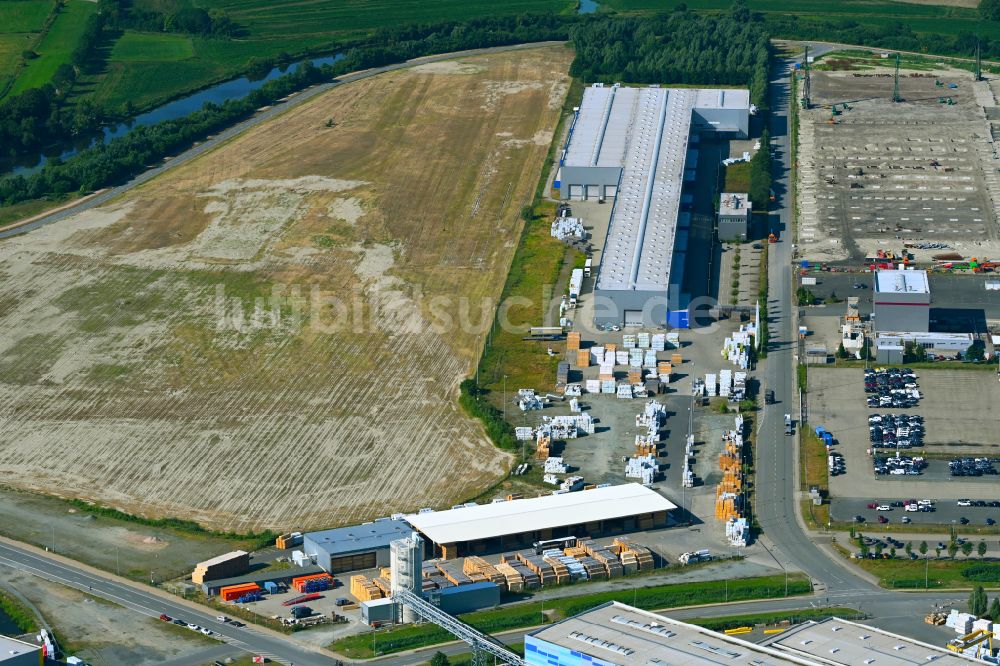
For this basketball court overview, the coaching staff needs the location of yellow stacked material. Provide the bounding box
[542,556,569,584]
[612,538,654,570]
[350,575,383,602]
[598,371,614,381]
[628,369,642,384]
[606,343,617,355]
[464,557,505,585]
[535,434,551,461]
[373,577,392,595]
[576,349,590,367]
[636,441,656,456]
[495,562,524,592]
[467,572,487,583]
[671,353,682,365]
[657,361,673,375]
[379,567,392,580]
[567,332,581,351]
[581,541,624,577]
[563,546,587,558]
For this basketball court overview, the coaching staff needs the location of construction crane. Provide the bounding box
[393,588,525,666]
[801,45,811,109]
[892,53,903,103]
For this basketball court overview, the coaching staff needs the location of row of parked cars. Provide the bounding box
[873,453,927,476]
[158,613,244,636]
[864,368,921,408]
[949,458,998,477]
[869,413,924,449]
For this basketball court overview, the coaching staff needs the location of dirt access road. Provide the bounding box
[0,45,572,532]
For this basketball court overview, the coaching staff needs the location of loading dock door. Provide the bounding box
[586,185,601,200]
[329,550,376,574]
[624,310,643,327]
[569,185,584,200]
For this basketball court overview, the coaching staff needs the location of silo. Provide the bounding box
[390,532,423,623]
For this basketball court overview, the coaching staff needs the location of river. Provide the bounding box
[4,52,345,177]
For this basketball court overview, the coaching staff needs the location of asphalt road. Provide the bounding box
[0,41,565,241]
[0,539,334,666]
[753,49,877,596]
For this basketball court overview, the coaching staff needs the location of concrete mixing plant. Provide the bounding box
[390,532,423,623]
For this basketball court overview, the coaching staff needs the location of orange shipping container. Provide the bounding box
[219,583,260,601]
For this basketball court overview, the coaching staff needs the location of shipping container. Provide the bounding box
[219,582,261,602]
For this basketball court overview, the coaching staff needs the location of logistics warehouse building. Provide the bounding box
[404,484,675,559]
[873,268,930,333]
[559,84,750,328]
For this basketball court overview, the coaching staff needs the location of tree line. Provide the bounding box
[0,13,571,209]
[0,0,241,162]
[570,2,771,111]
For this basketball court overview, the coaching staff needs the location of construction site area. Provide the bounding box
[796,57,1000,265]
[0,46,572,532]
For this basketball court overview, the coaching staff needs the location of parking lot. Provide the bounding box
[809,367,1000,506]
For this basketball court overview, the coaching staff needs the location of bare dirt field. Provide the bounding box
[796,66,1000,263]
[0,46,572,532]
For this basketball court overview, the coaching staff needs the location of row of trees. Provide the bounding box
[969,585,1000,619]
[570,2,771,111]
[0,13,571,208]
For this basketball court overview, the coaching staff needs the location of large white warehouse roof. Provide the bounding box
[565,85,748,293]
[404,484,676,544]
[874,269,930,294]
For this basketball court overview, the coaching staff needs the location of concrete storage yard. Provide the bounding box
[796,65,1000,264]
[0,46,572,531]
[808,368,1000,521]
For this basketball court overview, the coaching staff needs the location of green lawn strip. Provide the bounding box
[10,0,98,95]
[830,359,998,371]
[329,575,811,658]
[688,606,864,632]
[0,0,54,34]
[723,161,751,193]
[0,589,38,633]
[0,194,72,228]
[850,554,1000,590]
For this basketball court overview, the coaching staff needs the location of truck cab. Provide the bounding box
[784,413,794,435]
[765,389,775,405]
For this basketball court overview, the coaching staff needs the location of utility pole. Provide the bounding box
[801,45,811,110]
[892,53,903,103]
[976,39,983,82]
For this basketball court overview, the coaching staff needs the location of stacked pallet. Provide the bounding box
[541,554,570,584]
[350,575,383,602]
[671,353,683,365]
[435,561,472,586]
[495,562,525,592]
[373,577,392,596]
[628,369,642,384]
[463,557,505,586]
[535,433,551,461]
[501,553,543,587]
[516,552,556,584]
[567,332,581,351]
[612,538,654,570]
[576,348,590,367]
[578,556,608,580]
[581,541,624,578]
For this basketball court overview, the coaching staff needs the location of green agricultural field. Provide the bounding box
[110,32,195,62]
[0,0,54,34]
[195,0,576,38]
[9,0,97,95]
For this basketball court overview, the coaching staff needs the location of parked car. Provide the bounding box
[958,499,973,507]
[987,518,996,526]
[960,517,970,525]
[159,614,172,622]
[867,502,878,509]
[901,516,911,524]
[877,505,891,511]
[855,515,866,523]
[878,515,889,524]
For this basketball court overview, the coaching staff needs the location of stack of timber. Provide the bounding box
[350,575,383,602]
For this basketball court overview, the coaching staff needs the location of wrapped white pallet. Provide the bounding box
[637,332,650,349]
[651,333,666,351]
[600,363,614,377]
[705,373,717,396]
[616,350,629,365]
[616,384,634,399]
[622,334,636,349]
[585,379,601,393]
[601,380,616,394]
[667,332,680,348]
[629,348,643,367]
[515,427,534,441]
[590,346,605,365]
[643,350,657,368]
